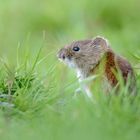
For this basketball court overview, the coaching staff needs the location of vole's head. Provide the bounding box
[57,36,110,70]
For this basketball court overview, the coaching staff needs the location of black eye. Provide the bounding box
[73,46,80,51]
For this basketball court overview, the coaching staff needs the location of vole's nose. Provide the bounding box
[59,53,65,60]
[62,54,65,59]
[57,48,66,60]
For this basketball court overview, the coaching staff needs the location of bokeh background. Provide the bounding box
[0,0,140,140]
[0,0,140,56]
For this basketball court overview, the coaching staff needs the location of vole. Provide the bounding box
[57,36,136,99]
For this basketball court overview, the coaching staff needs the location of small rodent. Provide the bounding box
[57,36,136,98]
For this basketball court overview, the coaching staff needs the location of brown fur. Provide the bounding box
[105,51,118,86]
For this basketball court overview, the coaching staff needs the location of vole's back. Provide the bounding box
[104,51,136,95]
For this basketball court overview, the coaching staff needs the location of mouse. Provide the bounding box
[57,36,136,99]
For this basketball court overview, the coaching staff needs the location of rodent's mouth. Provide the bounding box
[65,58,76,68]
[58,56,76,68]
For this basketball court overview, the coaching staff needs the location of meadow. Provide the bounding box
[0,0,140,140]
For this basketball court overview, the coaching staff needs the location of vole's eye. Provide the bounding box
[73,46,80,52]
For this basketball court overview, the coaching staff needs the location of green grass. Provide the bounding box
[0,0,140,140]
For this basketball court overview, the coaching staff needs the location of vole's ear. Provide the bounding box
[91,36,110,50]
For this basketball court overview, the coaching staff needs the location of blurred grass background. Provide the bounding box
[0,0,140,140]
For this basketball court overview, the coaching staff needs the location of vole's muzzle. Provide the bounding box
[57,48,72,60]
[57,48,66,60]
